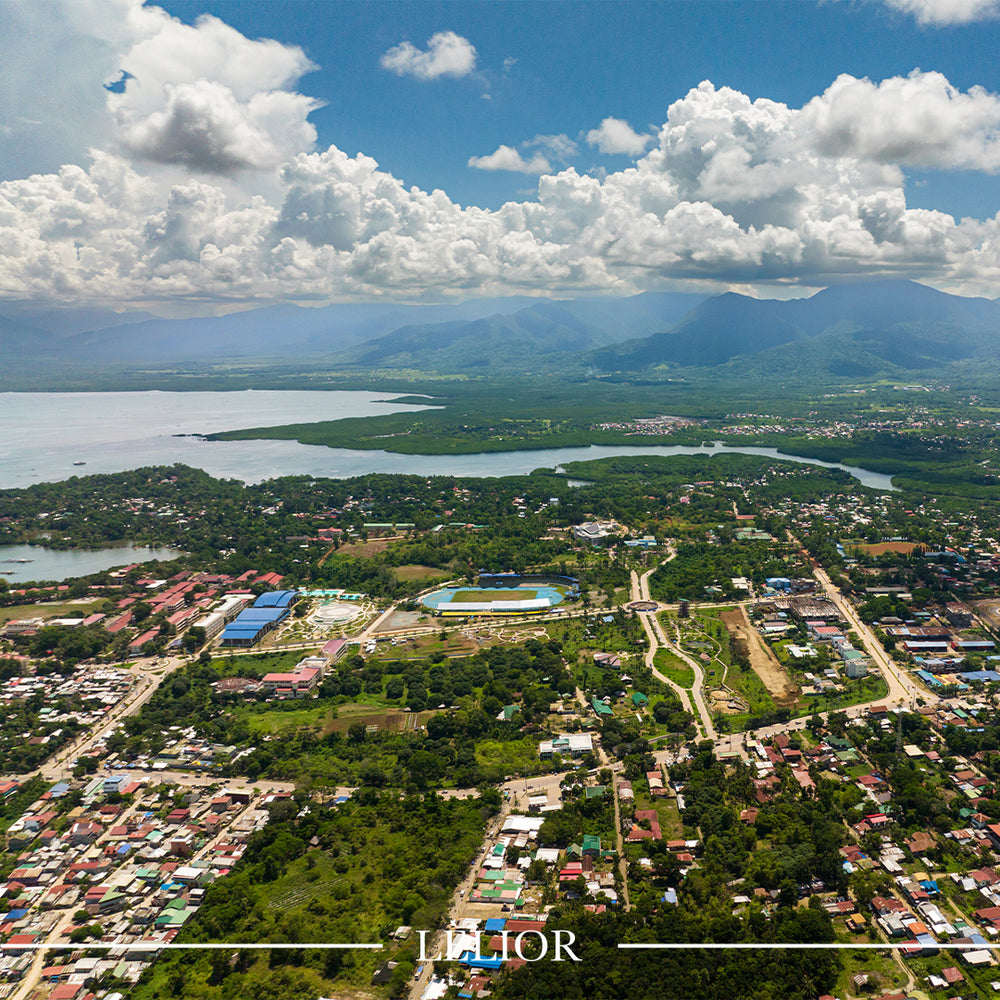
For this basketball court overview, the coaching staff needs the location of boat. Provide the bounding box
[73,461,86,466]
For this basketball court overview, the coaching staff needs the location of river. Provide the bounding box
[1,392,896,491]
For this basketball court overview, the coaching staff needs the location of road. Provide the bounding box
[11,794,148,1000]
[810,562,932,709]
[632,566,716,740]
[37,654,191,783]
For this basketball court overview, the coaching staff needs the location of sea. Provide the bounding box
[1,390,897,491]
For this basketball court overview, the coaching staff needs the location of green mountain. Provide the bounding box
[589,280,1000,379]
[325,293,706,372]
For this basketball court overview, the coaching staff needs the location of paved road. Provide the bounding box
[632,565,716,740]
[37,654,191,783]
[810,562,933,710]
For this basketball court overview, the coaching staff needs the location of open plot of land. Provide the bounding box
[0,599,104,625]
[246,701,433,737]
[392,564,452,582]
[375,632,480,658]
[971,598,1000,623]
[333,537,393,557]
[720,607,799,705]
[324,704,435,735]
[843,540,919,555]
[653,649,695,689]
[372,607,432,632]
[243,704,337,735]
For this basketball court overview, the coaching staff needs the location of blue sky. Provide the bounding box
[155,0,1000,217]
[3,0,1000,311]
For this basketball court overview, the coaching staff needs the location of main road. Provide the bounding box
[810,562,932,709]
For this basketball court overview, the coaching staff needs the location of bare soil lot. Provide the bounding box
[334,538,392,557]
[721,607,799,705]
[845,541,919,555]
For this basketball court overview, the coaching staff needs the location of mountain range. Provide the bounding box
[5,279,1000,382]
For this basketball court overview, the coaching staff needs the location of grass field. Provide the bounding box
[653,649,695,688]
[333,537,391,557]
[240,700,434,736]
[242,705,336,734]
[475,738,550,779]
[393,564,451,582]
[0,599,104,625]
[451,588,538,602]
[210,649,313,676]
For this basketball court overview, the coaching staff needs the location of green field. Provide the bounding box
[393,564,452,581]
[451,588,538,602]
[653,649,696,688]
[0,600,104,625]
[242,705,336,735]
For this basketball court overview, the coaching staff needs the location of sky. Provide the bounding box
[4,0,1000,313]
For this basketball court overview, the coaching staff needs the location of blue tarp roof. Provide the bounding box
[484,918,506,932]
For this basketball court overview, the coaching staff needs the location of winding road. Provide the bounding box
[631,564,717,740]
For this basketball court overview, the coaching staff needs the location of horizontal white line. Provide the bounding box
[0,943,381,950]
[619,943,994,950]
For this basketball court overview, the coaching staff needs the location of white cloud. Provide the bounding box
[0,1,319,182]
[586,117,654,156]
[530,134,578,161]
[9,56,1000,305]
[882,0,1000,25]
[468,145,552,174]
[802,71,1000,171]
[118,80,321,175]
[380,31,477,81]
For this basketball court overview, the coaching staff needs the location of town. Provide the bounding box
[2,453,1000,999]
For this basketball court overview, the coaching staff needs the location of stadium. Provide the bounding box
[421,574,578,618]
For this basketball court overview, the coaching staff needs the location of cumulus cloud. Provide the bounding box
[0,1,320,181]
[9,61,1000,305]
[468,145,552,174]
[586,117,654,156]
[118,80,321,175]
[802,71,1000,171]
[380,31,477,81]
[882,0,1000,25]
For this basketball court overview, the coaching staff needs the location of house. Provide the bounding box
[69,821,101,846]
[593,653,621,669]
[905,831,935,855]
[539,734,593,758]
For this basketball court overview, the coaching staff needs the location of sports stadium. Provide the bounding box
[421,574,578,618]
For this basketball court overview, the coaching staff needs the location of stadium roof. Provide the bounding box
[446,598,551,612]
